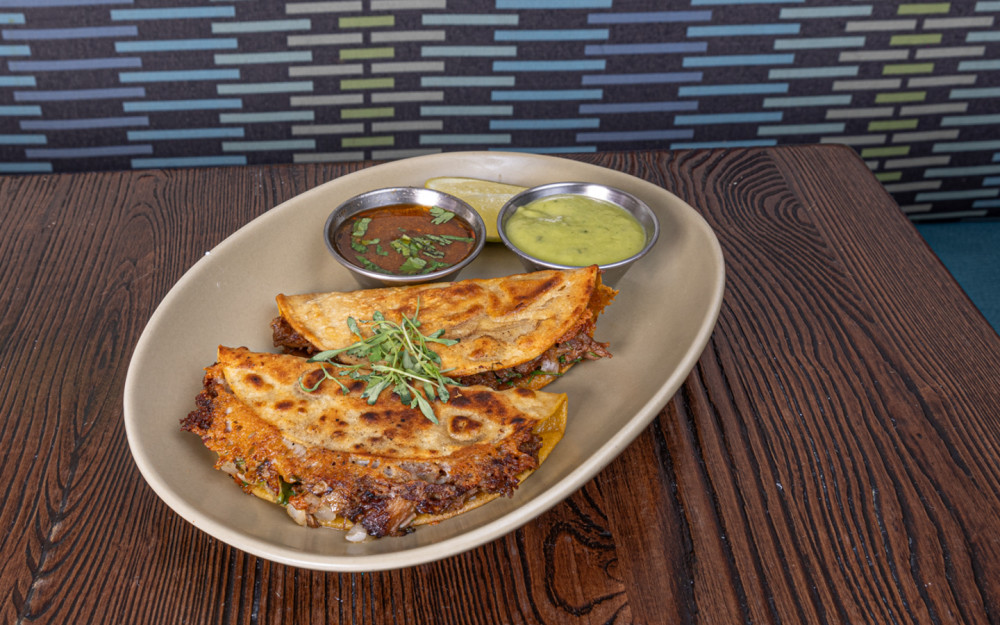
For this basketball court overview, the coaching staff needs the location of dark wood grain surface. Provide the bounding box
[3,145,999,624]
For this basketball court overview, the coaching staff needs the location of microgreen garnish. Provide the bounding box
[298,303,461,423]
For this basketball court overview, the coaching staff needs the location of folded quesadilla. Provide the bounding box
[181,346,567,539]
[271,266,616,391]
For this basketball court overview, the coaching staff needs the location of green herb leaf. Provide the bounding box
[347,316,362,336]
[351,217,371,238]
[354,254,384,273]
[413,393,437,423]
[426,233,474,245]
[429,206,456,225]
[277,476,295,506]
[399,256,428,274]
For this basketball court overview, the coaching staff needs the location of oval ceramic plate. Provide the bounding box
[123,151,725,572]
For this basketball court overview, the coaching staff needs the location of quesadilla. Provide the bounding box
[271,266,616,391]
[181,346,567,539]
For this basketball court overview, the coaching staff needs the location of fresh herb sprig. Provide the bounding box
[298,304,461,423]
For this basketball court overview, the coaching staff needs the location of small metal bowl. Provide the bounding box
[324,186,486,288]
[497,182,659,286]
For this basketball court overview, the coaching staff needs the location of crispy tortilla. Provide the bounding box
[271,266,616,390]
[182,346,567,539]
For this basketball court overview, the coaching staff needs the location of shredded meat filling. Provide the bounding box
[455,319,610,388]
[270,316,314,357]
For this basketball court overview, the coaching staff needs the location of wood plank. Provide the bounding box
[2,147,999,623]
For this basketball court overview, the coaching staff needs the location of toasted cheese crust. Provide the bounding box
[181,346,567,538]
[271,266,616,389]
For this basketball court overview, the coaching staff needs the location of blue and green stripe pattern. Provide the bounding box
[1,0,998,219]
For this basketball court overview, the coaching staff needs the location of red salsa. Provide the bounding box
[333,203,477,275]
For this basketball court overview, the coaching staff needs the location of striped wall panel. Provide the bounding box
[1,0,998,220]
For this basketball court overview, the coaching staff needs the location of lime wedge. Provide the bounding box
[425,176,527,242]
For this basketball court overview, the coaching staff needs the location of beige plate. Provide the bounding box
[123,151,725,572]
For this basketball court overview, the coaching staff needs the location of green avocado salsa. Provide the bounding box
[504,194,646,266]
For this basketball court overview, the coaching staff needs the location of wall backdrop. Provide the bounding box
[2,0,998,221]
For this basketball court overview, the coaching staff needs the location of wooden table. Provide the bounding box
[3,145,999,624]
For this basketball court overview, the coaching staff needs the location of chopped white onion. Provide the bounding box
[345,523,369,542]
[286,505,308,526]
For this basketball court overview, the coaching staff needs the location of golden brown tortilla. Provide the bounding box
[272,266,616,390]
[182,346,567,538]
